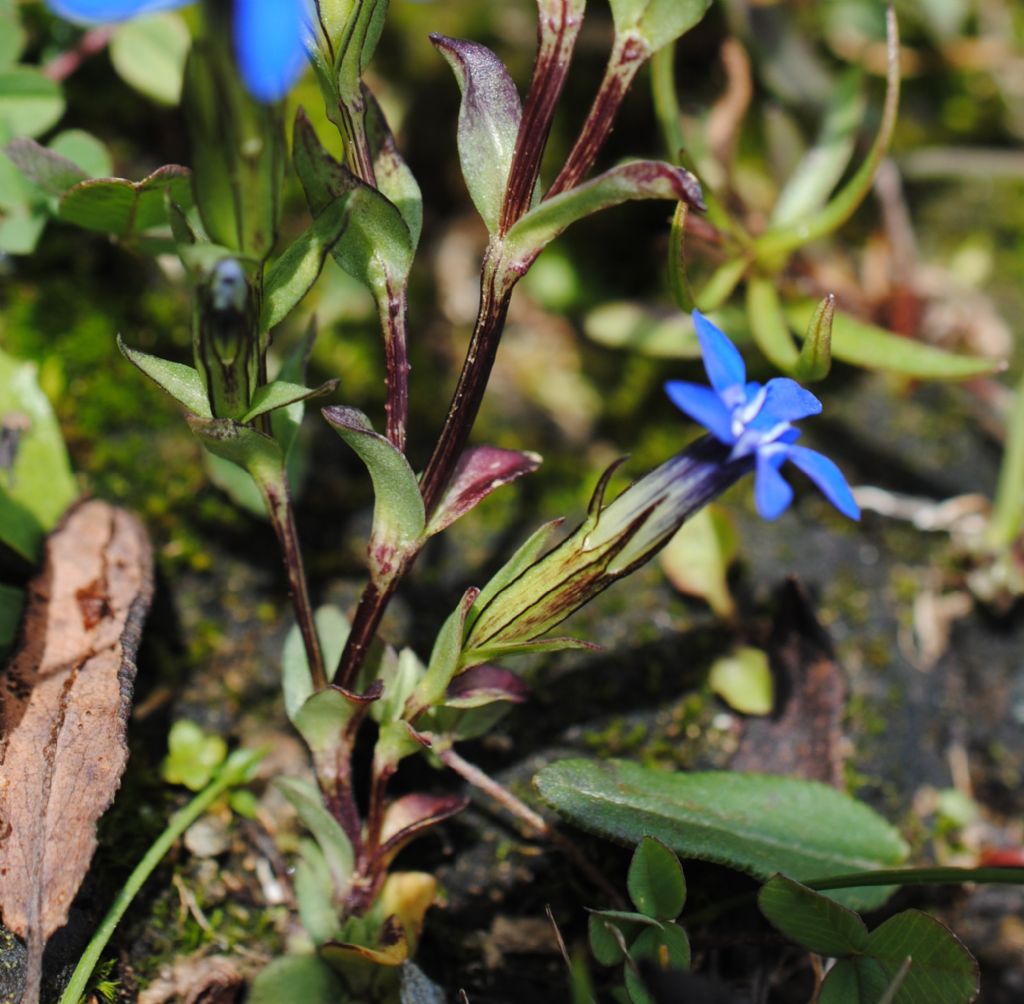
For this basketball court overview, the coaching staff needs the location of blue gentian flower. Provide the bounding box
[47,0,308,103]
[665,310,860,521]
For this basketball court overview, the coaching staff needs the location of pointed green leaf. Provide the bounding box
[369,647,424,725]
[294,839,340,946]
[608,0,713,54]
[275,777,355,897]
[628,837,686,920]
[333,0,389,103]
[366,90,422,250]
[322,406,424,581]
[283,606,350,719]
[0,348,77,563]
[187,416,283,491]
[503,161,703,271]
[241,379,339,425]
[794,294,835,382]
[431,34,521,232]
[746,275,799,372]
[261,197,351,331]
[0,67,64,138]
[785,300,1002,380]
[771,70,866,227]
[759,875,869,957]
[58,164,193,237]
[117,336,211,417]
[535,760,909,910]
[109,12,190,106]
[589,911,653,966]
[406,588,478,717]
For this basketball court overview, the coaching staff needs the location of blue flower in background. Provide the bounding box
[48,0,308,102]
[665,310,860,521]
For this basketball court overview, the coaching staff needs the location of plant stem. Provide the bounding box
[263,477,327,691]
[378,279,410,452]
[439,747,626,908]
[418,251,514,516]
[336,575,399,693]
[500,1,584,231]
[546,32,649,198]
[59,753,263,1004]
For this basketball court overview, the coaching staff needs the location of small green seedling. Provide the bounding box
[588,836,691,1004]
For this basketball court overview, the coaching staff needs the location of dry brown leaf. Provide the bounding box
[0,499,153,1003]
[730,578,846,787]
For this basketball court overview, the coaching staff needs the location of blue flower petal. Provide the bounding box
[692,309,746,395]
[48,0,185,21]
[233,0,308,102]
[665,380,736,444]
[786,445,860,520]
[754,450,793,519]
[749,377,822,429]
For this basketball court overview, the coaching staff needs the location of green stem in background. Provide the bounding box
[696,256,748,312]
[746,275,799,372]
[753,5,900,266]
[986,368,1024,549]
[546,31,649,198]
[59,750,265,1004]
[650,43,685,164]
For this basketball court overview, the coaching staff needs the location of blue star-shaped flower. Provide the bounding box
[48,0,307,103]
[665,310,860,521]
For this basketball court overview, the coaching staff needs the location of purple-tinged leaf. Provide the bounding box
[426,445,541,537]
[5,138,88,196]
[376,793,468,865]
[504,160,704,272]
[431,34,522,232]
[444,664,530,709]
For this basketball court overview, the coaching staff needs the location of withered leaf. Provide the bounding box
[0,499,153,1002]
[730,578,846,787]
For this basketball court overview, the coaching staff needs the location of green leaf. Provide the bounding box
[369,647,424,725]
[759,875,869,958]
[608,0,713,54]
[534,760,909,910]
[0,0,25,70]
[863,911,978,1004]
[241,379,339,425]
[584,302,702,359]
[746,276,799,372]
[819,911,979,1004]
[275,777,355,898]
[785,300,1002,380]
[161,720,228,792]
[187,416,283,489]
[708,646,773,716]
[0,347,77,563]
[322,406,425,581]
[660,504,737,618]
[628,837,686,920]
[58,164,194,237]
[261,197,351,330]
[293,110,413,292]
[366,90,422,251]
[771,70,866,227]
[589,911,651,966]
[431,35,521,232]
[332,0,389,104]
[406,588,478,717]
[282,605,350,719]
[624,923,691,1004]
[117,336,212,417]
[247,954,346,1004]
[503,161,703,272]
[294,839,340,946]
[49,129,113,180]
[109,13,191,106]
[0,68,64,138]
